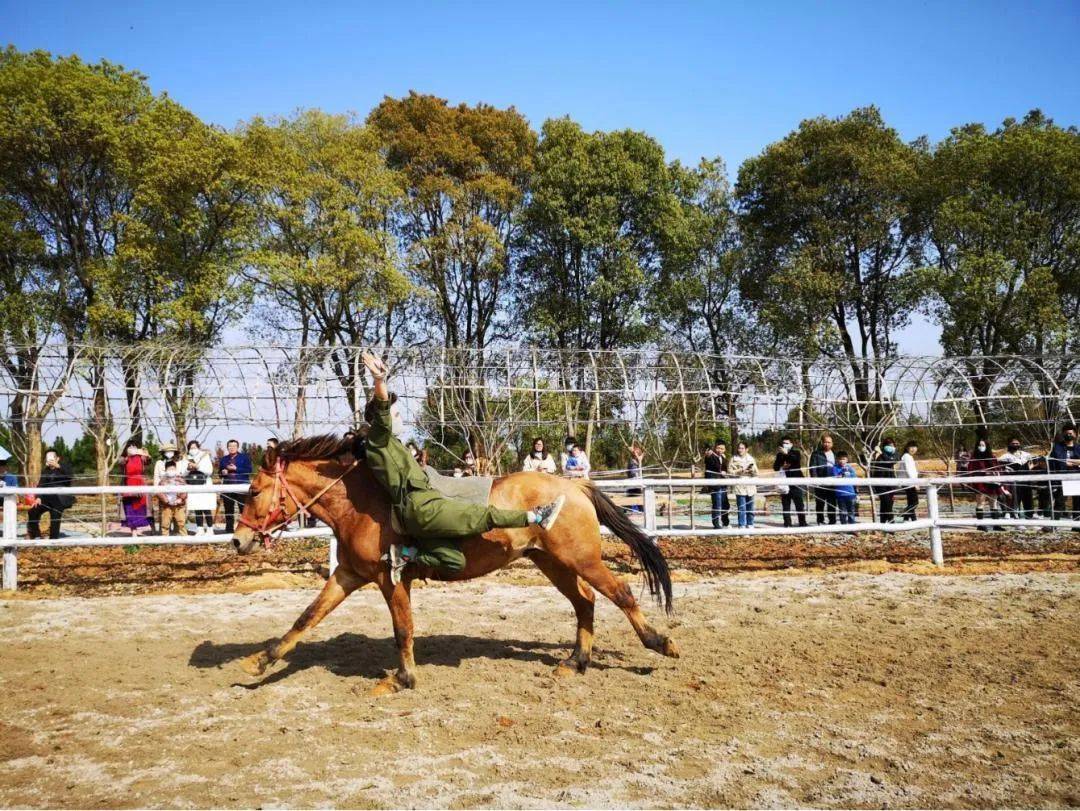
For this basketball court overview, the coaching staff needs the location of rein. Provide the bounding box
[237,457,358,547]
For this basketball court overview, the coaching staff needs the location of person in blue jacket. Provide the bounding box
[219,439,254,534]
[0,454,18,487]
[832,451,859,525]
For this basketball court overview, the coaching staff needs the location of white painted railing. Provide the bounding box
[2,474,1078,590]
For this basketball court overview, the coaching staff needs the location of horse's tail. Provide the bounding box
[584,484,673,615]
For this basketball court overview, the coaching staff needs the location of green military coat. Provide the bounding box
[364,397,529,542]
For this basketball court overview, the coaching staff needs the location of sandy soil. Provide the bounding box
[1,571,1077,808]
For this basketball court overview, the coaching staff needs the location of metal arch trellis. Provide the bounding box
[1,343,1078,470]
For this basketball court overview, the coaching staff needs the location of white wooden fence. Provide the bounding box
[2,474,1078,591]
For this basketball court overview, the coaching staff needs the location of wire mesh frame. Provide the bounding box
[1,344,1077,462]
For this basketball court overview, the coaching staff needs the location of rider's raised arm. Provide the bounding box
[363,350,390,402]
[362,350,394,447]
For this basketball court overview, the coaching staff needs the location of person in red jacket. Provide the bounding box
[120,443,152,534]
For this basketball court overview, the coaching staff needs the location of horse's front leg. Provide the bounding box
[370,578,418,696]
[240,565,361,677]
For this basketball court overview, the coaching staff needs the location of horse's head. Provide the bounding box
[232,446,299,555]
[233,435,356,555]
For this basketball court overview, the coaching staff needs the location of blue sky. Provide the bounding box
[5,0,1079,353]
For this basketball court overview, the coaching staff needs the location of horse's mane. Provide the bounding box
[276,433,352,462]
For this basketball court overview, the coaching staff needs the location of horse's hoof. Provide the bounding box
[368,672,414,696]
[238,651,271,677]
[662,637,680,659]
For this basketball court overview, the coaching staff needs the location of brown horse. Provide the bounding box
[232,435,678,694]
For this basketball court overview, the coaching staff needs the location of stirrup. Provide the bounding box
[384,544,416,586]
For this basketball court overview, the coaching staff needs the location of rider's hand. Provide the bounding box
[361,350,388,379]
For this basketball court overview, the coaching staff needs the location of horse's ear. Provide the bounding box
[263,445,278,470]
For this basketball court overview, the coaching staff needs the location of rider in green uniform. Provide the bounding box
[359,351,564,583]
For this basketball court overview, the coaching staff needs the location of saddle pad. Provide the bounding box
[423,465,494,507]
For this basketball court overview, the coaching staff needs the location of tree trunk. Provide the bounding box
[24,422,43,486]
[292,346,312,440]
[121,356,143,446]
[92,374,112,487]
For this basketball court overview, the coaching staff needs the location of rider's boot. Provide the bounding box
[530,494,566,531]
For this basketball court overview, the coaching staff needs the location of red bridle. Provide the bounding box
[236,458,356,547]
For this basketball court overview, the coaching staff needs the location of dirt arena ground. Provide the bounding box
[1,563,1078,808]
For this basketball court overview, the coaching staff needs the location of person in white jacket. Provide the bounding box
[900,440,919,521]
[152,442,180,533]
[521,438,557,474]
[728,442,759,528]
[184,439,216,535]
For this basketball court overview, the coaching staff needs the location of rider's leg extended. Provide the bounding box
[402,490,563,538]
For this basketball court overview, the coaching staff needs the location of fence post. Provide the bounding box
[3,492,16,591]
[926,483,944,567]
[328,535,338,576]
[643,486,657,532]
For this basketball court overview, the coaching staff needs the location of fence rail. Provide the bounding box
[3,473,1079,590]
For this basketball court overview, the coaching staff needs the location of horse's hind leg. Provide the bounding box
[240,566,362,677]
[548,531,678,659]
[527,550,596,676]
[579,557,679,658]
[370,579,418,696]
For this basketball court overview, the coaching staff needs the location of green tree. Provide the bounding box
[114,101,258,445]
[656,158,768,446]
[737,106,927,433]
[0,196,75,485]
[918,110,1080,435]
[243,110,408,432]
[0,48,251,477]
[368,92,535,351]
[0,48,162,482]
[516,118,683,453]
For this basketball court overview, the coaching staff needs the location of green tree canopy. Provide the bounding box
[737,106,927,419]
[368,92,535,351]
[918,110,1080,432]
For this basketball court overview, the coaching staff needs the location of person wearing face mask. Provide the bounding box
[965,438,1004,531]
[562,444,591,479]
[999,437,1034,520]
[185,439,216,535]
[870,438,901,523]
[119,442,152,534]
[560,436,590,479]
[152,442,180,533]
[27,449,74,540]
[1049,426,1080,527]
[772,437,807,527]
[522,438,557,474]
[359,351,566,585]
[900,441,920,521]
